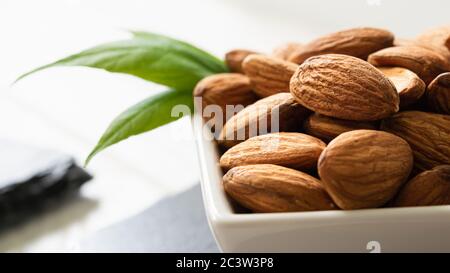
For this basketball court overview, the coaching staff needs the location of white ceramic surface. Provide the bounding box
[193,111,450,253]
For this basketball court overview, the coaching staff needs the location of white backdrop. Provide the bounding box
[0,0,448,252]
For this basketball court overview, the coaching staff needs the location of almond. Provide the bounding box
[272,42,304,61]
[220,132,326,171]
[318,130,413,210]
[426,72,450,114]
[393,38,415,47]
[218,93,309,148]
[288,27,394,64]
[223,164,337,213]
[193,73,257,124]
[368,46,450,84]
[303,113,378,143]
[225,49,258,73]
[416,25,450,61]
[394,37,450,62]
[381,111,450,171]
[393,165,450,207]
[242,54,298,98]
[290,54,399,121]
[377,67,426,108]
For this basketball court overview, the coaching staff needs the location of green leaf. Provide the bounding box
[85,89,193,165]
[16,32,228,90]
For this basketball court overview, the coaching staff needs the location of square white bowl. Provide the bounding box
[192,111,450,253]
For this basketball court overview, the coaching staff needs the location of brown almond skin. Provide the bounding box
[193,73,257,124]
[288,27,394,64]
[394,37,450,62]
[218,93,310,148]
[368,46,450,84]
[272,42,304,61]
[290,54,399,121]
[393,165,450,207]
[303,113,378,143]
[225,49,258,73]
[416,26,450,62]
[378,67,426,108]
[318,130,413,210]
[220,133,326,171]
[426,72,450,114]
[393,38,415,47]
[242,54,298,98]
[223,164,337,213]
[381,111,450,171]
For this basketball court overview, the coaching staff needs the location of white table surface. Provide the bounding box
[0,0,448,252]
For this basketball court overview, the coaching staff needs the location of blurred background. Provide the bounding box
[0,0,448,252]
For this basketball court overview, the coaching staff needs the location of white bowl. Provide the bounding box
[192,111,450,253]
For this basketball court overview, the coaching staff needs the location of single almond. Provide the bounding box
[225,49,258,73]
[193,73,257,125]
[218,93,309,148]
[318,130,414,210]
[377,67,426,108]
[242,54,298,98]
[272,42,304,61]
[393,165,450,207]
[223,164,337,213]
[426,72,450,114]
[288,27,394,64]
[381,111,450,171]
[290,54,399,121]
[303,113,378,143]
[394,37,450,62]
[368,46,450,84]
[393,38,416,47]
[416,25,450,61]
[220,132,326,171]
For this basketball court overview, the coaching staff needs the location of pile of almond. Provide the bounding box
[194,26,450,212]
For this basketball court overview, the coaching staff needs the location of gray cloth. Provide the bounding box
[79,184,219,252]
